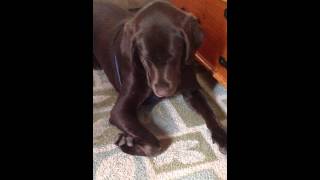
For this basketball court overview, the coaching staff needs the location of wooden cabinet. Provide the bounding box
[171,0,227,88]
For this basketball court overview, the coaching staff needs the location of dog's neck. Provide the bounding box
[111,23,126,88]
[112,21,126,47]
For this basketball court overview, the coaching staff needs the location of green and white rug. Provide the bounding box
[93,69,227,180]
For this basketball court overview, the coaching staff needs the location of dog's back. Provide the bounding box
[93,2,130,43]
[93,2,129,34]
[93,2,131,88]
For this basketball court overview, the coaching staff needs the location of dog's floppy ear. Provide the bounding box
[120,21,136,63]
[180,16,204,65]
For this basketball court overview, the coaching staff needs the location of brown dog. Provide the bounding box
[93,0,227,156]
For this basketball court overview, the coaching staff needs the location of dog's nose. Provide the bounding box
[154,82,174,97]
[155,82,170,89]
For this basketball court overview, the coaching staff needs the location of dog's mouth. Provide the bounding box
[153,91,173,98]
[152,86,177,98]
[148,75,178,98]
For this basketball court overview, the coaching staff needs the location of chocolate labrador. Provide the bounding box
[93,0,227,156]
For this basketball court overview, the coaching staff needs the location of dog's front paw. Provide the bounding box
[211,129,227,155]
[115,133,162,157]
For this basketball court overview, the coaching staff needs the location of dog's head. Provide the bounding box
[121,1,203,97]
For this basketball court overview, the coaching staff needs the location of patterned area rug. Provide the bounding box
[93,69,227,180]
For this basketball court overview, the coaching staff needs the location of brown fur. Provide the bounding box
[93,1,226,156]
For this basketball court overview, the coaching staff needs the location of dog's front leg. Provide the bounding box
[183,90,227,154]
[109,78,161,156]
